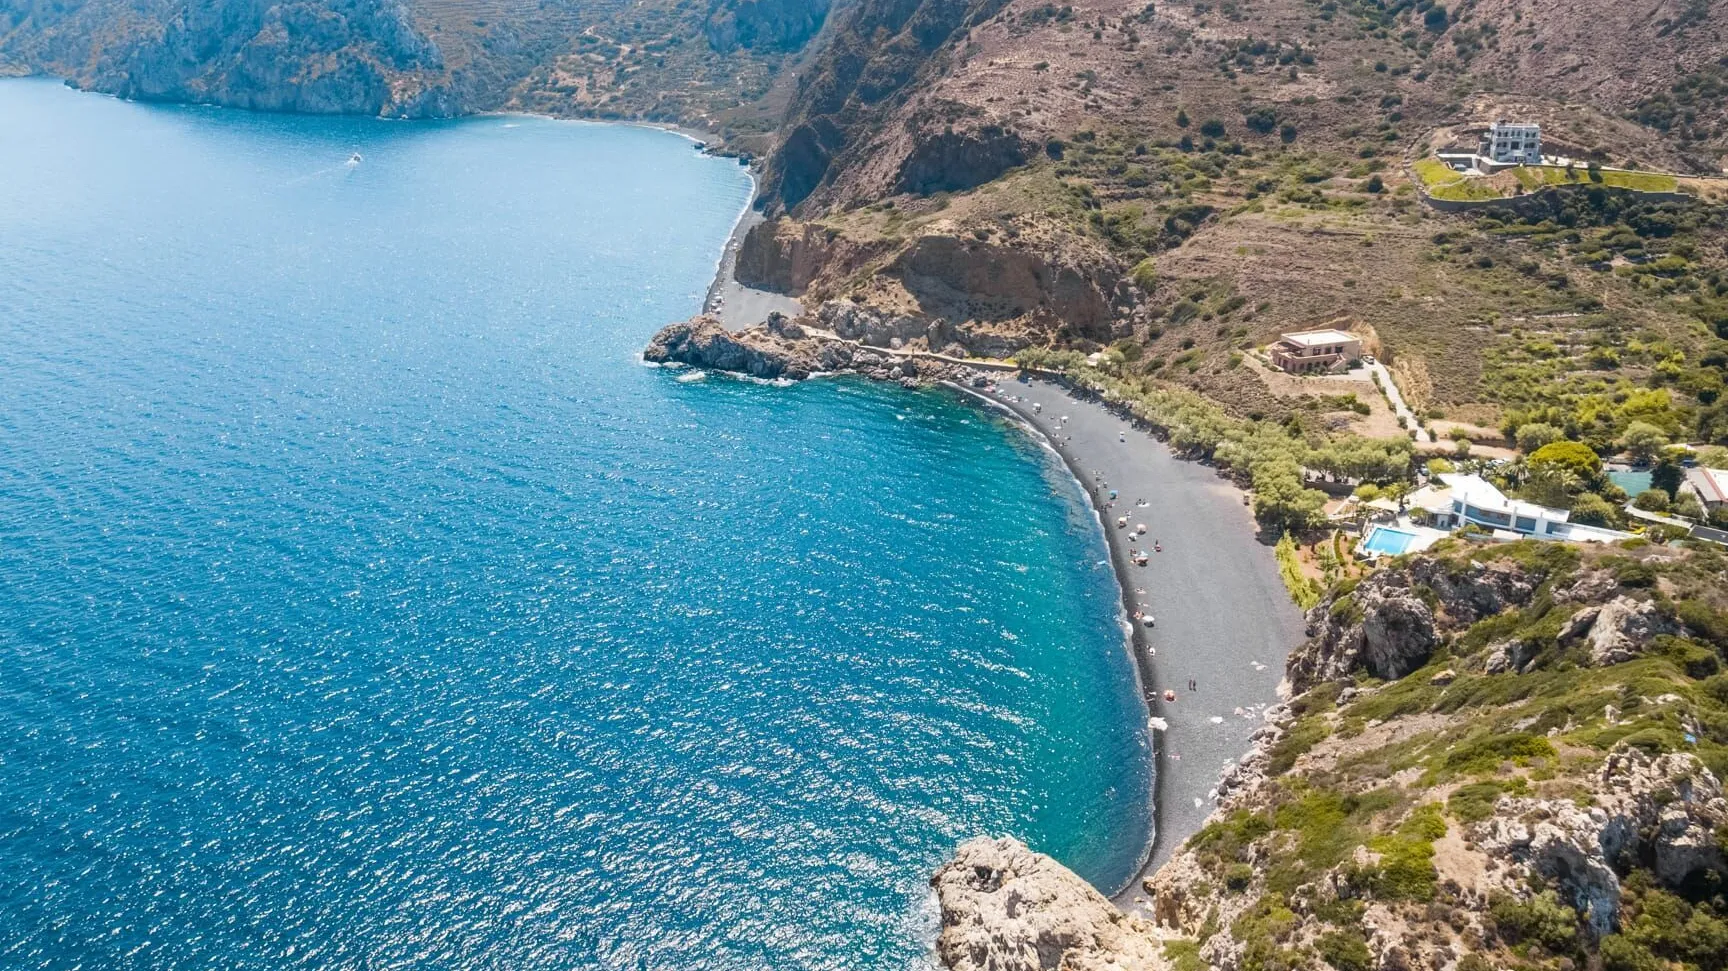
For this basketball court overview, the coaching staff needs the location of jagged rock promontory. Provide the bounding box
[932,837,1170,971]
[642,312,976,385]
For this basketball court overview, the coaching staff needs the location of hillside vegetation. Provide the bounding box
[936,540,1728,971]
[724,0,1728,449]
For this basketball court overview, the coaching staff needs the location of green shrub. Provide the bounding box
[1164,939,1209,971]
[1599,934,1665,971]
[1610,880,1728,971]
[1490,890,1580,953]
[1447,780,1516,822]
[1677,600,1728,648]
[1192,808,1273,864]
[1437,732,1554,777]
[1571,492,1619,527]
[1268,713,1331,773]
[1609,558,1658,587]
[1514,422,1565,453]
[1633,489,1671,512]
[1315,929,1372,971]
[1531,440,1603,479]
[1276,532,1323,609]
[1131,257,1158,290]
[1225,862,1255,890]
[1650,635,1719,679]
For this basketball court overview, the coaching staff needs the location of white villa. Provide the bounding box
[1435,121,1544,174]
[1483,122,1541,166]
[1412,473,1633,543]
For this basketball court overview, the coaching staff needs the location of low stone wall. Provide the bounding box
[1416,183,1694,214]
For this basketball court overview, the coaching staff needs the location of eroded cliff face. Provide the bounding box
[927,542,1728,971]
[758,0,1019,212]
[734,218,885,295]
[733,214,1139,356]
[704,0,833,53]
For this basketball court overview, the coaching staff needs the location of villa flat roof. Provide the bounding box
[1278,329,1359,348]
[1441,473,1569,522]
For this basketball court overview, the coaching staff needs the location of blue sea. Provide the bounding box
[0,79,1151,970]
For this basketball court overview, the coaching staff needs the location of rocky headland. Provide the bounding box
[643,303,1012,384]
[927,541,1728,971]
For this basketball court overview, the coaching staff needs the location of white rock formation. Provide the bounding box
[931,837,1170,971]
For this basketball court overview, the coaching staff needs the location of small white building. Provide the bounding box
[1483,122,1541,166]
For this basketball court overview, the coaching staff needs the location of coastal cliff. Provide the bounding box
[5,0,458,117]
[729,212,1143,355]
[929,541,1728,971]
[1,0,834,125]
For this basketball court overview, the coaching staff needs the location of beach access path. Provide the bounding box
[971,374,1306,907]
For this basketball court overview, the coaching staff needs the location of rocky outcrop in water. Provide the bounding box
[642,312,978,384]
[933,837,1170,971]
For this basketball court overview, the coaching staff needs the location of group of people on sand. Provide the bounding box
[1013,393,1207,713]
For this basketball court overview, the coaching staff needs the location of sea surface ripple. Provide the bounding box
[0,79,1152,970]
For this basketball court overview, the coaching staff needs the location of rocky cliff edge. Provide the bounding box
[929,541,1728,971]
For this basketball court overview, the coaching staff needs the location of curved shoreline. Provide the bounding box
[948,382,1163,897]
[680,183,1302,905]
[951,374,1305,907]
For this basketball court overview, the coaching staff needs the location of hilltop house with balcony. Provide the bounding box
[1269,329,1362,374]
[1483,121,1541,166]
[1435,121,1543,174]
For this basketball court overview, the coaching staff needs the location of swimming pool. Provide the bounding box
[1361,526,1420,556]
[1608,470,1653,496]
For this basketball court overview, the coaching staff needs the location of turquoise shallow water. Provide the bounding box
[0,79,1151,970]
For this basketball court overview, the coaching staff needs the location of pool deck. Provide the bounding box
[1359,522,1449,559]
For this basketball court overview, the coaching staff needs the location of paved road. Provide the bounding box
[970,375,1306,905]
